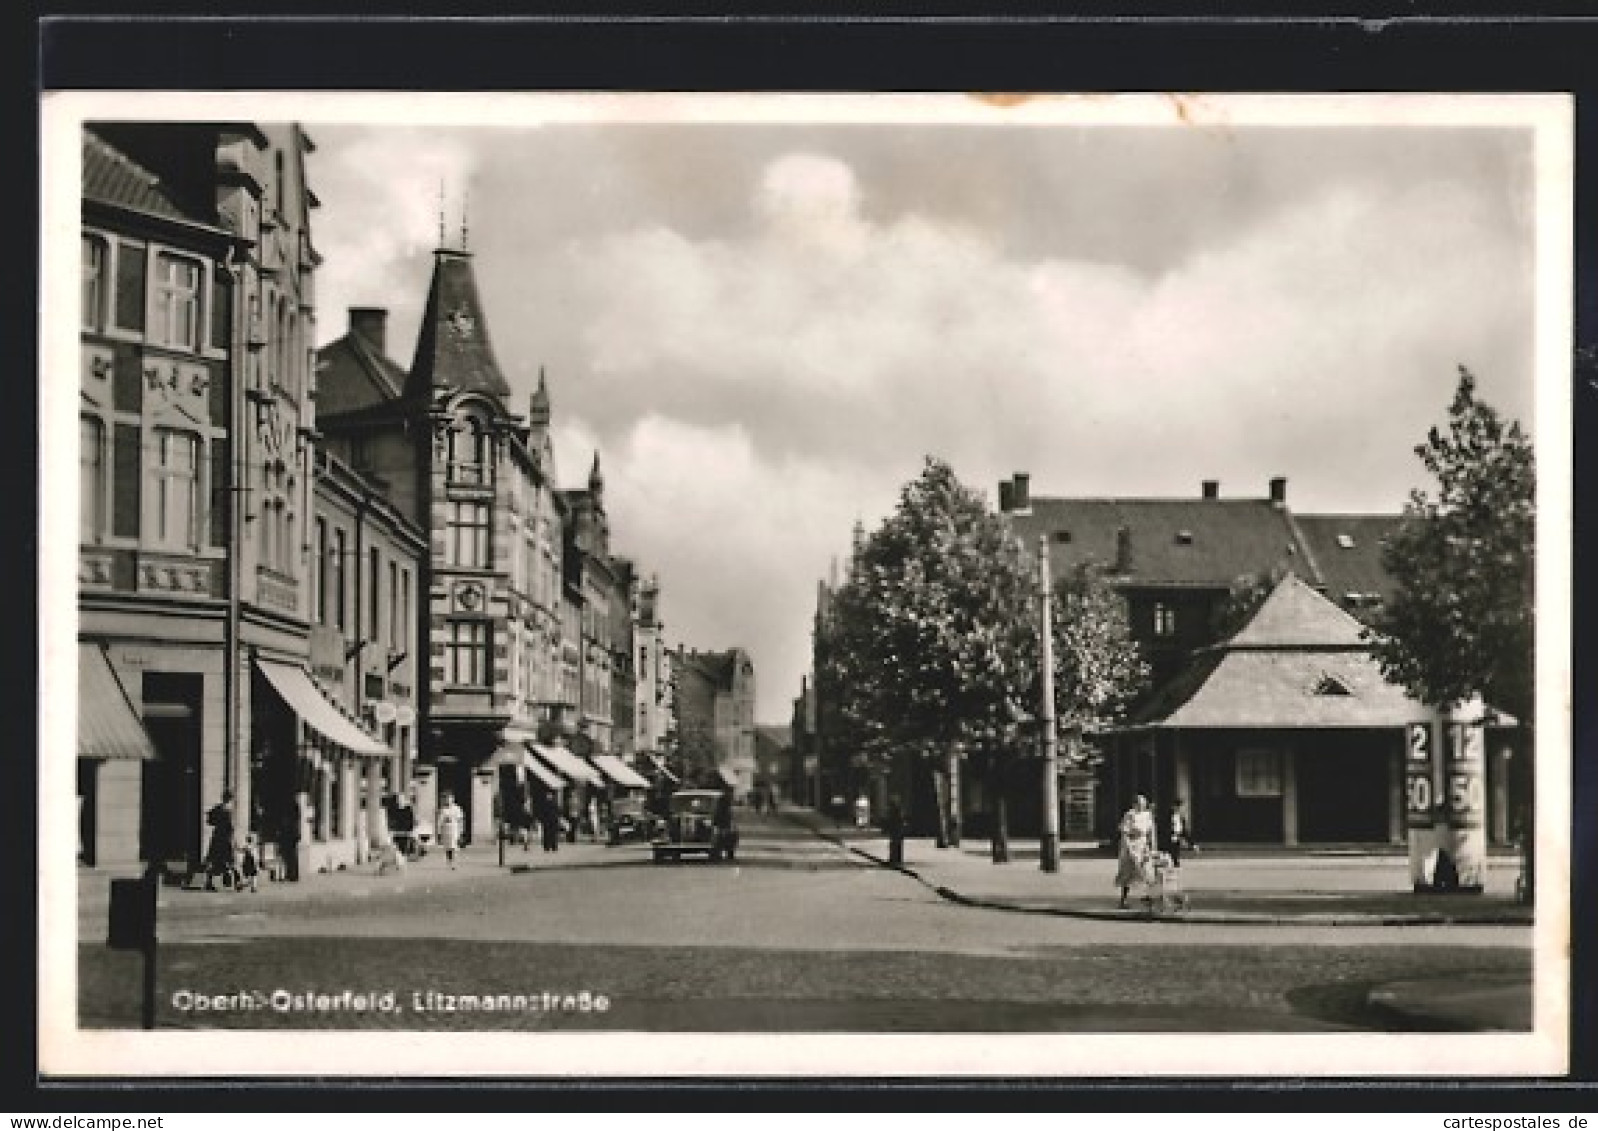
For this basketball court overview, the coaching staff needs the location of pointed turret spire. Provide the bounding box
[588,450,605,495]
[529,367,551,428]
[404,245,512,402]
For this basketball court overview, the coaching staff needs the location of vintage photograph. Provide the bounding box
[39,91,1572,1078]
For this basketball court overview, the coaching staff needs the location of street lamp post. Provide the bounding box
[1038,535,1060,873]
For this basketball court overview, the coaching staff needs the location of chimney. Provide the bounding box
[1011,472,1031,514]
[1269,476,1288,507]
[998,480,1015,513]
[1114,525,1133,572]
[348,307,388,355]
[1202,479,1220,500]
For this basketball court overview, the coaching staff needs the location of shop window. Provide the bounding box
[82,236,107,330]
[448,500,491,569]
[80,416,105,541]
[447,620,490,687]
[1236,748,1283,798]
[152,253,202,351]
[148,428,200,549]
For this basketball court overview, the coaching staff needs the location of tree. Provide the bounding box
[828,457,1038,857]
[1365,367,1535,894]
[1365,367,1535,726]
[1048,562,1151,766]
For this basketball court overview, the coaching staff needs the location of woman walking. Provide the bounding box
[436,791,464,870]
[1115,793,1156,909]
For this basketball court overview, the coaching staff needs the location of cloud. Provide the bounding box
[549,149,1532,715]
[308,126,481,352]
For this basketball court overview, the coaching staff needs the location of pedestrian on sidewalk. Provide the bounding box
[884,798,906,867]
[1161,797,1195,868]
[539,792,562,853]
[1115,794,1156,909]
[436,791,464,870]
[853,793,871,830]
[203,790,238,891]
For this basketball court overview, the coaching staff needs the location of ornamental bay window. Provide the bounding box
[152,253,202,351]
[149,428,201,549]
[447,500,491,569]
[446,620,491,687]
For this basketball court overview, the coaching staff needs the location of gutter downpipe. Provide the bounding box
[224,244,248,838]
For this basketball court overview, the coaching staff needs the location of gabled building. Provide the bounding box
[674,648,757,795]
[1123,573,1519,845]
[315,246,571,840]
[79,122,395,877]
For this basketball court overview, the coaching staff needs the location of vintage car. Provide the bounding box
[606,795,651,845]
[650,789,739,863]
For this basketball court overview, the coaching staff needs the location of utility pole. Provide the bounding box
[1038,534,1060,873]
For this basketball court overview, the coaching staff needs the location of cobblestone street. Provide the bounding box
[75,811,1535,1034]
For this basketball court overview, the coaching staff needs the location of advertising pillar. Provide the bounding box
[1440,703,1488,892]
[1404,717,1440,890]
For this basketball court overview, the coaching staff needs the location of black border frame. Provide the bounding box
[24,8,1598,1109]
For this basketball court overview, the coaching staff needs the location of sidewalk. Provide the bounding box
[783,808,1534,928]
[75,835,644,935]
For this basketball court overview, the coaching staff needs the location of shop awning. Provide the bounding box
[520,750,565,791]
[646,754,679,783]
[591,753,650,790]
[530,743,605,788]
[78,643,156,760]
[256,659,391,757]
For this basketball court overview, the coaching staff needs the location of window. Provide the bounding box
[152,253,202,350]
[399,568,411,652]
[1153,602,1177,637]
[388,561,399,649]
[368,546,382,641]
[313,517,327,624]
[82,237,106,330]
[112,423,140,537]
[446,621,490,686]
[149,428,200,549]
[210,270,231,351]
[80,416,104,540]
[1236,748,1283,797]
[448,501,491,569]
[333,527,347,631]
[447,418,491,484]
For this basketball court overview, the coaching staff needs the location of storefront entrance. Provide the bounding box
[140,672,204,869]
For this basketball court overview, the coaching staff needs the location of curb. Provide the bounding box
[783,814,1534,928]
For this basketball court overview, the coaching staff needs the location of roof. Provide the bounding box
[682,648,752,691]
[82,128,212,228]
[1010,498,1306,588]
[1133,574,1429,730]
[405,250,512,401]
[1293,514,1406,606]
[315,331,408,419]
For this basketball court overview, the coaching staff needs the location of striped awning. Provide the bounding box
[529,743,605,788]
[256,659,391,757]
[521,749,564,791]
[591,753,650,790]
[78,644,156,760]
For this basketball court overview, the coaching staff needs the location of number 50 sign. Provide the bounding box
[1405,722,1435,826]
[1446,722,1486,828]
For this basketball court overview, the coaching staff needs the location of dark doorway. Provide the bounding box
[1296,733,1393,843]
[77,759,97,866]
[141,672,204,869]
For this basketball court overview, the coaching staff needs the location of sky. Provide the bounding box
[297,96,1545,724]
